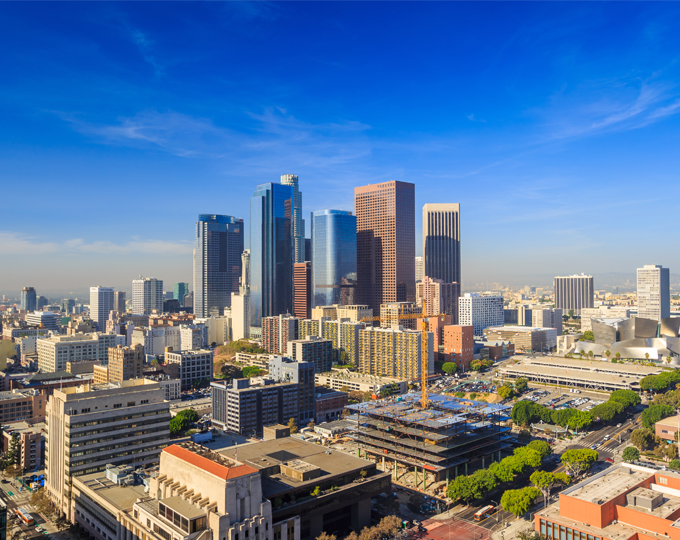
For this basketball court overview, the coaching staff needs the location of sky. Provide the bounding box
[1,1,680,295]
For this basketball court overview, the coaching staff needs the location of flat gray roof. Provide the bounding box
[77,473,148,510]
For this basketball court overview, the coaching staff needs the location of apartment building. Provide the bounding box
[637,264,671,321]
[262,315,299,355]
[1,420,44,472]
[380,302,420,330]
[321,319,363,366]
[107,344,144,382]
[315,370,407,396]
[484,326,558,352]
[530,307,563,334]
[267,356,315,424]
[416,277,460,324]
[131,326,181,356]
[0,389,45,423]
[287,336,333,375]
[37,333,122,374]
[165,349,213,390]
[45,380,170,515]
[298,319,321,339]
[358,326,433,380]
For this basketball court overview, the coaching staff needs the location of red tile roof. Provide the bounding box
[163,445,257,480]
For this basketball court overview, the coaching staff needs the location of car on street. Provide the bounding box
[606,458,614,463]
[590,444,598,449]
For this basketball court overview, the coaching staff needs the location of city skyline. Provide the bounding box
[2,3,680,291]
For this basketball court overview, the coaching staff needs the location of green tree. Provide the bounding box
[588,350,594,359]
[512,447,542,472]
[470,359,483,372]
[471,468,499,495]
[654,389,680,408]
[511,400,543,426]
[560,449,598,479]
[667,356,673,364]
[604,350,611,360]
[566,410,593,431]
[609,390,641,409]
[517,530,548,540]
[669,459,680,471]
[498,385,514,400]
[501,487,541,518]
[589,402,623,422]
[568,309,574,319]
[641,404,675,429]
[488,461,514,483]
[631,428,655,450]
[242,366,263,378]
[530,470,571,506]
[526,440,552,460]
[315,532,336,540]
[446,475,482,504]
[0,434,21,470]
[551,408,577,428]
[581,331,594,342]
[622,446,640,462]
[442,362,458,374]
[615,352,621,361]
[645,352,650,360]
[514,377,529,393]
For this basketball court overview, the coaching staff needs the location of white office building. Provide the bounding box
[89,286,114,331]
[132,276,164,315]
[581,306,632,332]
[554,274,593,315]
[637,264,670,321]
[25,311,59,331]
[37,332,122,373]
[415,256,424,283]
[458,293,504,336]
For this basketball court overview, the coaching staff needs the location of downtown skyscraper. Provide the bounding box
[554,274,594,315]
[311,209,357,307]
[280,174,305,263]
[21,287,37,311]
[132,276,164,315]
[193,214,244,318]
[355,181,415,312]
[423,203,461,285]
[250,182,294,326]
[89,286,114,330]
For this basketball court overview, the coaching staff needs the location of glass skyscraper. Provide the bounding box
[250,183,294,326]
[174,282,189,302]
[194,214,244,318]
[20,287,37,311]
[311,209,357,307]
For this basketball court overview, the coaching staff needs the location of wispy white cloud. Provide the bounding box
[126,25,163,76]
[0,231,192,256]
[466,113,486,123]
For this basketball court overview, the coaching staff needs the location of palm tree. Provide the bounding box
[645,352,650,361]
[605,350,611,360]
[667,356,673,364]
[615,352,621,361]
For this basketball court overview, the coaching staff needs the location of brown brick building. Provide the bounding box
[294,262,312,319]
[443,325,474,371]
[108,344,144,382]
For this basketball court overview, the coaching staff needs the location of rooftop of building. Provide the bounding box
[163,443,257,480]
[314,419,354,431]
[1,420,46,434]
[347,392,510,430]
[75,470,150,510]
[218,436,375,498]
[314,386,348,397]
[506,356,661,376]
[54,378,162,399]
[655,414,680,429]
[484,326,557,334]
[37,332,111,343]
[316,369,404,385]
[0,388,39,401]
[565,466,650,504]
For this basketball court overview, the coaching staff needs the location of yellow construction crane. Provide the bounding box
[360,306,446,409]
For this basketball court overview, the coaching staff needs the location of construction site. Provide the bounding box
[346,392,513,492]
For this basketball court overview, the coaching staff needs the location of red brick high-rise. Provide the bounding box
[355,181,415,314]
[443,325,474,371]
[293,262,312,319]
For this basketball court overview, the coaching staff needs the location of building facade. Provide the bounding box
[287,336,333,375]
[355,181,415,313]
[443,325,474,371]
[25,311,59,330]
[173,282,189,302]
[358,327,433,380]
[90,286,115,331]
[415,257,424,283]
[0,389,45,423]
[268,356,316,424]
[37,333,120,373]
[484,326,558,353]
[530,307,563,334]
[311,209,357,307]
[20,287,37,312]
[581,306,631,332]
[107,344,144,382]
[231,249,251,341]
[280,174,305,263]
[165,349,213,390]
[554,274,594,315]
[422,203,461,286]
[458,293,504,336]
[113,291,126,313]
[194,214,244,318]
[263,315,299,355]
[416,277,460,323]
[293,262,312,319]
[132,277,164,315]
[250,182,294,326]
[637,264,670,321]
[45,380,170,515]
[380,302,420,330]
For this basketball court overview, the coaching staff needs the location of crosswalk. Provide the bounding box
[571,440,612,451]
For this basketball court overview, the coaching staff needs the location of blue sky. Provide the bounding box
[2,2,680,294]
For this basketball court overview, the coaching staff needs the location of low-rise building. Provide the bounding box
[314,370,407,395]
[165,349,213,390]
[0,389,45,423]
[314,419,354,438]
[267,357,315,424]
[37,332,122,373]
[1,420,45,472]
[655,414,680,441]
[483,326,557,352]
[314,387,348,424]
[443,325,474,371]
[66,360,99,375]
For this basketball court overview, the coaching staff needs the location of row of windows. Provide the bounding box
[540,520,601,540]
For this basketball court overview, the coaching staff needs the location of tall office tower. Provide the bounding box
[554,274,594,315]
[250,182,294,326]
[20,287,37,311]
[113,290,126,313]
[132,276,164,315]
[637,264,671,321]
[262,314,299,355]
[311,209,357,307]
[294,262,312,319]
[458,293,504,336]
[173,282,189,302]
[45,380,170,515]
[416,276,461,323]
[26,311,59,331]
[423,203,461,286]
[530,308,563,334]
[355,181,416,313]
[194,214,244,318]
[415,257,424,283]
[230,250,251,340]
[37,296,48,309]
[60,298,76,314]
[89,286,114,330]
[280,174,305,262]
[107,344,144,382]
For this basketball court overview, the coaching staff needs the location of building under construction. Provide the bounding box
[347,393,512,485]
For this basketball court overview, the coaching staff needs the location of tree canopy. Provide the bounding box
[526,440,552,459]
[514,378,529,393]
[530,470,570,503]
[498,385,514,400]
[501,487,541,517]
[631,428,655,450]
[560,449,598,478]
[641,404,675,429]
[442,362,457,374]
[169,408,199,436]
[640,371,680,392]
[609,389,641,409]
[622,447,640,462]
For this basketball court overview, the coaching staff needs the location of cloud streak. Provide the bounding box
[0,231,193,256]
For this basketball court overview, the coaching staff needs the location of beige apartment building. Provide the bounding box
[358,326,433,380]
[37,333,121,373]
[45,379,170,516]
